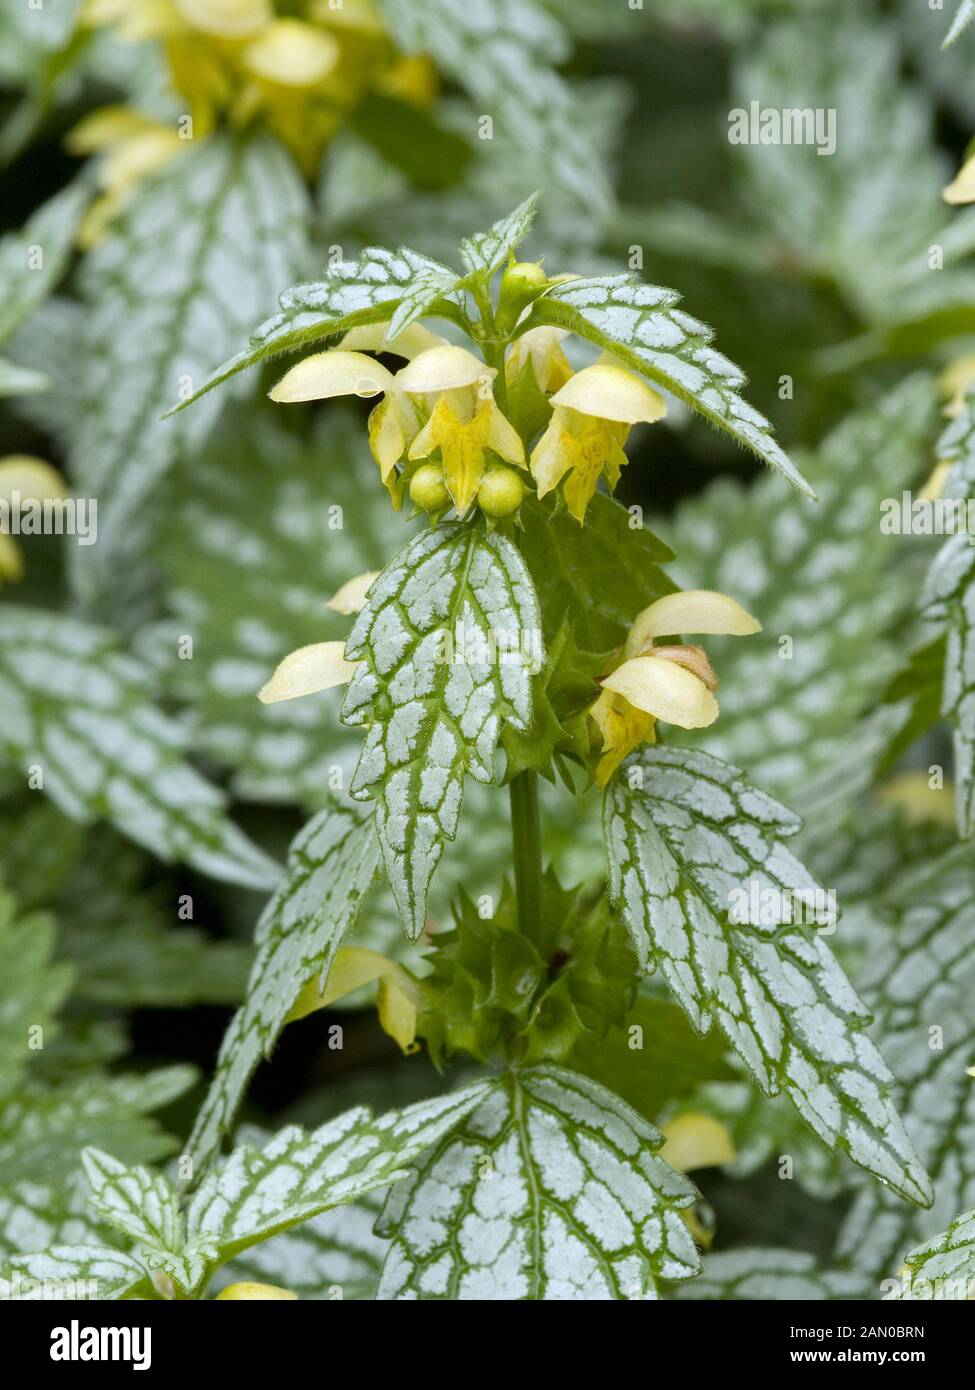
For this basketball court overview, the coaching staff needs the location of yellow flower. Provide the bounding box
[258,641,357,703]
[286,946,423,1054]
[0,456,68,585]
[591,589,760,785]
[399,345,525,514]
[216,1282,297,1300]
[270,342,524,515]
[66,107,185,248]
[326,569,379,615]
[529,363,666,523]
[242,19,340,87]
[505,326,573,394]
[269,344,421,506]
[945,152,975,205]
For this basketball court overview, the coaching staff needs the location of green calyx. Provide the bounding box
[417,871,636,1068]
[495,257,549,335]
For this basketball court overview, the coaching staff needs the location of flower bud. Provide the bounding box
[409,462,450,512]
[477,466,525,518]
[496,259,548,334]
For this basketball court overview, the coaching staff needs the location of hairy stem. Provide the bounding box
[510,770,543,932]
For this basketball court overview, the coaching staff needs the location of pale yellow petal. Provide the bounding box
[528,416,572,498]
[875,771,956,826]
[625,589,760,658]
[551,363,666,425]
[660,1113,736,1172]
[486,402,526,466]
[286,946,421,1055]
[174,0,273,39]
[0,533,24,583]
[601,655,718,728]
[0,455,67,505]
[396,344,495,395]
[65,106,162,156]
[98,129,183,194]
[945,153,975,205]
[339,322,447,359]
[269,350,395,403]
[216,1282,297,1301]
[506,326,573,392]
[243,20,340,87]
[918,461,954,502]
[326,571,379,615]
[258,641,356,703]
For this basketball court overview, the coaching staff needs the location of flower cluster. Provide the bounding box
[260,258,761,781]
[74,0,433,239]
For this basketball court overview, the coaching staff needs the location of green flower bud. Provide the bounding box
[409,462,450,512]
[477,466,524,518]
[496,258,548,333]
[216,1282,297,1300]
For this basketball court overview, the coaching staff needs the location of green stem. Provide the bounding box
[509,770,542,932]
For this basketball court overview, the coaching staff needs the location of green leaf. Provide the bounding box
[603,745,932,1207]
[159,1087,490,1294]
[0,178,88,346]
[836,845,975,1284]
[377,1065,701,1300]
[187,799,380,1177]
[145,407,409,809]
[0,890,72,1101]
[0,357,47,396]
[458,192,540,282]
[217,1189,387,1301]
[348,92,474,193]
[733,14,948,323]
[566,995,736,1126]
[530,276,813,497]
[665,379,935,816]
[944,1,975,47]
[374,0,610,219]
[2,1245,153,1301]
[673,1249,863,1301]
[0,1066,196,1185]
[0,1179,111,1261]
[341,523,541,940]
[69,133,308,596]
[919,399,975,838]
[519,492,675,658]
[168,242,460,416]
[886,1208,975,1299]
[0,606,280,890]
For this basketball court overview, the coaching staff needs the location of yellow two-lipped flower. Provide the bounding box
[591,589,760,785]
[529,362,666,524]
[257,569,376,704]
[271,340,524,514]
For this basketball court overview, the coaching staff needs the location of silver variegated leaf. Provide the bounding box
[885,1208,975,1300]
[0,1066,196,1186]
[0,178,88,346]
[674,1249,864,1301]
[945,0,975,47]
[217,1190,387,1301]
[1,1245,152,1301]
[0,1179,109,1260]
[919,398,975,838]
[837,845,975,1284]
[458,192,539,281]
[375,0,609,219]
[0,357,46,396]
[603,746,932,1207]
[172,243,461,415]
[187,800,380,1176]
[665,380,934,819]
[0,891,72,1101]
[0,606,280,890]
[70,133,307,596]
[531,275,813,497]
[341,524,541,940]
[376,1066,701,1301]
[180,1087,489,1292]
